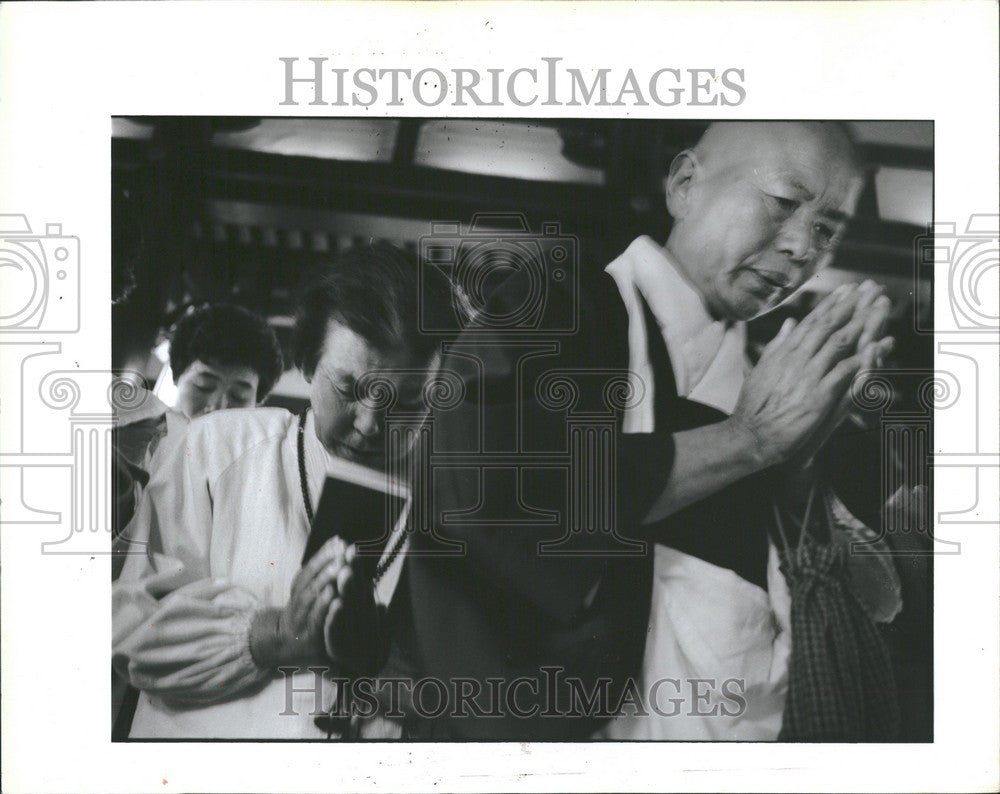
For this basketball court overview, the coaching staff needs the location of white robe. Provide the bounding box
[113,408,343,738]
[600,236,793,740]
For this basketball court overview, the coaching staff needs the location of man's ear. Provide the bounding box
[664,149,699,220]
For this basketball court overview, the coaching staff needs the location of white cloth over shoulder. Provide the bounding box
[600,236,792,740]
[113,408,337,739]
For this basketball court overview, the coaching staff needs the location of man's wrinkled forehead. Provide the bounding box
[697,121,854,163]
[696,122,862,201]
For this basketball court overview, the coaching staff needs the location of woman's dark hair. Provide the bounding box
[293,241,454,378]
[169,303,284,399]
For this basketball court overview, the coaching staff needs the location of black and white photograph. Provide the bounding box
[1,2,997,792]
[110,116,934,742]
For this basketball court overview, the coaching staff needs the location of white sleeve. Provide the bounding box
[112,423,270,706]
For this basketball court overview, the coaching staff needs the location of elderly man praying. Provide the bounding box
[599,121,896,740]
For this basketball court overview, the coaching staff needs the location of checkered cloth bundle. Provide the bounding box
[772,482,901,741]
[777,540,900,741]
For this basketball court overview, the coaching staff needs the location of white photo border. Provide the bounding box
[1,2,997,792]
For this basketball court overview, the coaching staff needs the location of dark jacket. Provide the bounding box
[390,262,669,739]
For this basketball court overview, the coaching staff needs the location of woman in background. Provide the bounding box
[168,303,284,419]
[114,304,283,543]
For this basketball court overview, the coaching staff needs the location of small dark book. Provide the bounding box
[301,456,410,579]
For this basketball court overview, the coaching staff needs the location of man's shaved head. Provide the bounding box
[663,121,865,321]
[692,121,861,175]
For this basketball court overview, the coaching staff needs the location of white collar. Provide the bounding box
[606,236,747,421]
[623,236,721,357]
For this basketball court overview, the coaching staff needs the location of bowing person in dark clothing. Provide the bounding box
[326,122,898,740]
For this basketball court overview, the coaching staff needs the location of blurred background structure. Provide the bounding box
[112,117,933,413]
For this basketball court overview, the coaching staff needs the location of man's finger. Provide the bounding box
[818,344,870,409]
[847,280,883,331]
[760,317,797,362]
[833,338,876,420]
[795,333,879,464]
[857,294,891,351]
[805,287,882,377]
[789,285,861,363]
[782,285,848,347]
[874,336,895,367]
[842,341,880,414]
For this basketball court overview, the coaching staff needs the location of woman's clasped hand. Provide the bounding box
[248,537,381,674]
